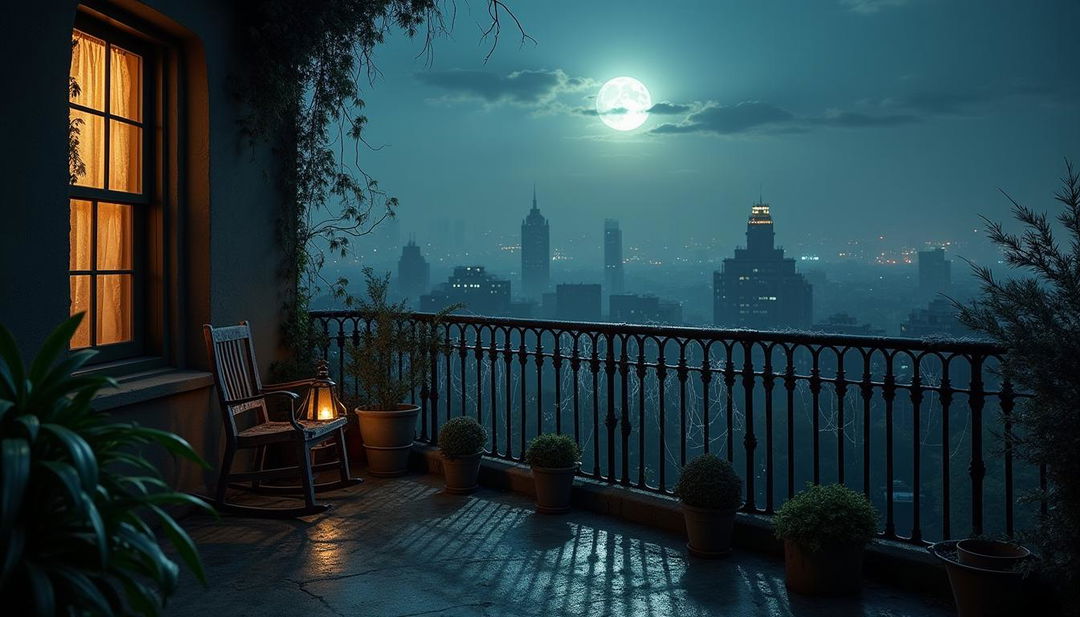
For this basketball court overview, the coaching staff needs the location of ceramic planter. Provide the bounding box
[355,404,420,476]
[930,541,1030,617]
[956,539,1030,571]
[783,540,864,596]
[681,503,738,558]
[530,465,576,513]
[442,451,482,494]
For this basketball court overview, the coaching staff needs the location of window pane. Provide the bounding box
[108,121,142,193]
[70,275,92,349]
[109,45,142,122]
[70,110,104,188]
[96,274,132,345]
[70,31,105,111]
[70,199,93,270]
[96,203,132,270]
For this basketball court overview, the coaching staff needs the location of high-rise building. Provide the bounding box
[603,219,624,295]
[713,203,813,329]
[900,298,970,338]
[918,248,951,298]
[420,266,510,316]
[521,185,550,299]
[396,238,429,307]
[556,284,601,322]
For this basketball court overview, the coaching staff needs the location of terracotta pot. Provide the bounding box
[355,404,420,477]
[442,452,482,494]
[783,539,864,596]
[956,539,1030,571]
[681,503,738,558]
[531,465,576,514]
[931,541,1028,617]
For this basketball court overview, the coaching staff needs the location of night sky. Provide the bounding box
[350,0,1078,262]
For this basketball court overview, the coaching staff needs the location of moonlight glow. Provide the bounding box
[595,77,652,131]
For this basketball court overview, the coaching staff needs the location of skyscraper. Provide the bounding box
[603,219,624,295]
[917,248,951,299]
[713,202,813,329]
[521,185,550,299]
[396,237,429,307]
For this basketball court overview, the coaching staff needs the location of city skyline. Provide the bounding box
[336,0,1077,258]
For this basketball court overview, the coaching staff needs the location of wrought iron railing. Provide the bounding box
[309,310,1045,546]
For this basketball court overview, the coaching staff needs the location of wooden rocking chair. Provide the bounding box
[203,322,360,517]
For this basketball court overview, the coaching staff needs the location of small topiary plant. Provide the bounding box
[524,434,581,469]
[774,483,878,552]
[674,454,743,510]
[438,416,487,457]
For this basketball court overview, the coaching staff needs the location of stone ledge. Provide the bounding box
[409,444,950,599]
[92,369,214,411]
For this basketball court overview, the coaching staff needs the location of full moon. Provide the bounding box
[595,77,652,131]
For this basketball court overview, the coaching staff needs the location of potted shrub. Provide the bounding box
[438,417,487,494]
[774,483,877,596]
[0,314,212,614]
[954,162,1080,615]
[524,434,581,514]
[674,454,743,557]
[347,269,457,476]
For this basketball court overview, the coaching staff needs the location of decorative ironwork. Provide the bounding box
[310,310,1044,546]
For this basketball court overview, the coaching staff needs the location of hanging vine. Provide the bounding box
[232,0,529,378]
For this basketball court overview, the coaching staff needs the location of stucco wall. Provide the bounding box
[0,1,289,492]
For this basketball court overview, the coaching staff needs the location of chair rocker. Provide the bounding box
[203,322,360,517]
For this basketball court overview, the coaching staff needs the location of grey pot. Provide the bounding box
[355,404,420,477]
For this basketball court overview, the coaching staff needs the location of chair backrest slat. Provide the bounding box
[203,322,267,437]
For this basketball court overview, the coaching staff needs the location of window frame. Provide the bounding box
[69,6,175,372]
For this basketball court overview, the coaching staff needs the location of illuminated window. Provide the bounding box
[68,24,149,357]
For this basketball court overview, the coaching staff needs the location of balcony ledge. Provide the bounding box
[91,369,213,411]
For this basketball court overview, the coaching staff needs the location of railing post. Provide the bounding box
[605,332,618,483]
[883,355,896,539]
[969,354,986,537]
[741,341,757,511]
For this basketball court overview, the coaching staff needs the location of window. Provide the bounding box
[68,22,151,360]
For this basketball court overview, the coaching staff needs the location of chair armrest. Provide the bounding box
[263,379,316,391]
[225,390,306,432]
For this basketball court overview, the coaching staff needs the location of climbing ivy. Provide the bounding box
[231,0,526,379]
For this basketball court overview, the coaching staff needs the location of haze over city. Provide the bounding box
[314,0,1078,336]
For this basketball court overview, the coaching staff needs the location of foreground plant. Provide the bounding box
[0,314,212,616]
[956,160,1080,615]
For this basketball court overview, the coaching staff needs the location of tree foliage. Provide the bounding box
[956,160,1080,615]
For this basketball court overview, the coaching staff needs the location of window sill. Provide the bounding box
[91,368,213,411]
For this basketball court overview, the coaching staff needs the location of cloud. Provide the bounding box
[414,68,597,110]
[647,102,692,115]
[839,0,911,14]
[652,102,794,135]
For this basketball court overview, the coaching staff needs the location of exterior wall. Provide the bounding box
[0,1,288,492]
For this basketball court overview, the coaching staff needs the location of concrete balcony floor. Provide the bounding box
[168,472,952,617]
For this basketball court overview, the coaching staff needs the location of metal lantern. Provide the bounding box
[303,360,345,421]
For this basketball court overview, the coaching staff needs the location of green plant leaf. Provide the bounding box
[51,566,115,617]
[148,504,207,585]
[24,562,56,617]
[129,427,210,469]
[0,526,25,589]
[28,313,84,383]
[38,461,85,512]
[0,323,26,400]
[40,423,98,489]
[0,399,13,423]
[0,438,31,535]
[13,413,39,441]
[81,492,108,566]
